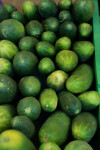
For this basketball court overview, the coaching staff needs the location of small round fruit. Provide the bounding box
[55,50,78,72]
[19,76,41,97]
[36,41,56,58]
[17,97,41,121]
[44,17,60,32]
[41,31,57,44]
[38,0,58,19]
[40,88,58,112]
[58,10,73,23]
[19,36,39,53]
[55,37,71,52]
[38,58,55,75]
[39,142,61,150]
[0,40,19,61]
[59,21,77,40]
[26,20,43,38]
[13,51,38,76]
[4,4,16,14]
[58,0,72,10]
[78,23,92,38]
[47,70,68,92]
[11,116,35,139]
[0,58,14,77]
[0,74,17,104]
[64,140,93,150]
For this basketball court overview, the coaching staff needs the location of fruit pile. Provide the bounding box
[0,0,99,150]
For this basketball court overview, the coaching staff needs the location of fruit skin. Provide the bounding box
[10,11,26,24]
[26,20,43,38]
[0,5,9,22]
[41,31,57,44]
[58,0,72,10]
[0,58,14,77]
[72,112,97,142]
[44,17,60,32]
[59,21,77,40]
[0,74,18,104]
[55,37,71,52]
[72,0,94,23]
[13,51,38,76]
[39,111,71,145]
[55,50,78,72]
[47,70,68,92]
[39,142,61,150]
[38,58,55,75]
[19,36,39,53]
[66,64,93,94]
[0,40,19,61]
[22,0,39,20]
[36,41,56,58]
[38,0,58,19]
[17,97,41,121]
[78,23,92,38]
[4,4,16,14]
[0,19,25,43]
[58,10,73,23]
[78,91,100,111]
[0,129,36,150]
[73,41,94,62]
[64,140,93,150]
[0,104,16,133]
[58,91,82,116]
[40,88,58,112]
[19,76,41,97]
[11,116,35,139]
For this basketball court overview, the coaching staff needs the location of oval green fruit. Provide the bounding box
[58,10,73,23]
[78,91,100,111]
[72,0,94,23]
[64,140,93,150]
[39,142,61,150]
[38,0,58,19]
[66,64,93,94]
[0,104,16,133]
[26,20,43,38]
[11,116,35,139]
[40,88,58,112]
[78,23,92,38]
[0,5,9,22]
[36,41,56,58]
[59,21,77,40]
[44,17,60,32]
[47,70,68,92]
[0,129,36,150]
[19,76,41,97]
[19,36,39,52]
[0,19,25,43]
[10,11,26,24]
[72,112,97,142]
[55,37,71,52]
[17,97,41,121]
[38,58,55,75]
[22,0,39,20]
[0,58,14,77]
[55,50,78,72]
[4,4,16,14]
[58,91,82,116]
[0,40,19,61]
[39,111,71,145]
[58,0,72,10]
[73,41,94,62]
[13,51,38,76]
[0,74,17,104]
[41,31,57,44]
